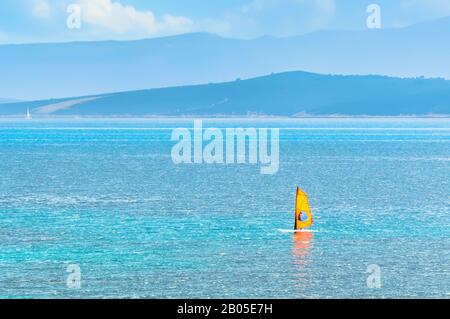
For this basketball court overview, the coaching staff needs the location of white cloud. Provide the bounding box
[162,14,194,34]
[18,0,338,42]
[401,0,450,14]
[240,0,336,15]
[0,32,8,43]
[32,0,52,20]
[76,0,193,37]
[240,0,272,14]
[219,0,336,38]
[313,0,335,15]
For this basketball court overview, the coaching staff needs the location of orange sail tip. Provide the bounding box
[294,187,313,230]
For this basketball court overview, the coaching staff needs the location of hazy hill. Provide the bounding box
[1,71,449,116]
[1,17,450,100]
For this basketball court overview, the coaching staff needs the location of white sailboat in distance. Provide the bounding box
[26,108,32,120]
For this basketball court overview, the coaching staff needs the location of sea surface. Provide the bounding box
[0,118,449,298]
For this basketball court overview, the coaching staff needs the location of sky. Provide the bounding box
[0,0,450,43]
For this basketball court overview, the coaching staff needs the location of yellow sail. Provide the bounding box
[295,187,313,230]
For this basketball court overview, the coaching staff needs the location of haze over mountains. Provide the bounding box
[1,17,450,101]
[2,71,450,117]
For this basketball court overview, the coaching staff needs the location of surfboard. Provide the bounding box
[278,229,318,233]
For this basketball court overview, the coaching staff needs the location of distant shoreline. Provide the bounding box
[3,71,450,117]
[0,115,449,120]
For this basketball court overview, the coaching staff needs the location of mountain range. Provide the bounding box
[1,71,449,117]
[1,17,450,101]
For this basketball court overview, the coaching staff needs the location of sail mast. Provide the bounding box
[294,187,299,230]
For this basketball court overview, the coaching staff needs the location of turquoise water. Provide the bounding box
[0,118,449,298]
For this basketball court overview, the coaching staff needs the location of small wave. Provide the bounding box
[0,195,164,206]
